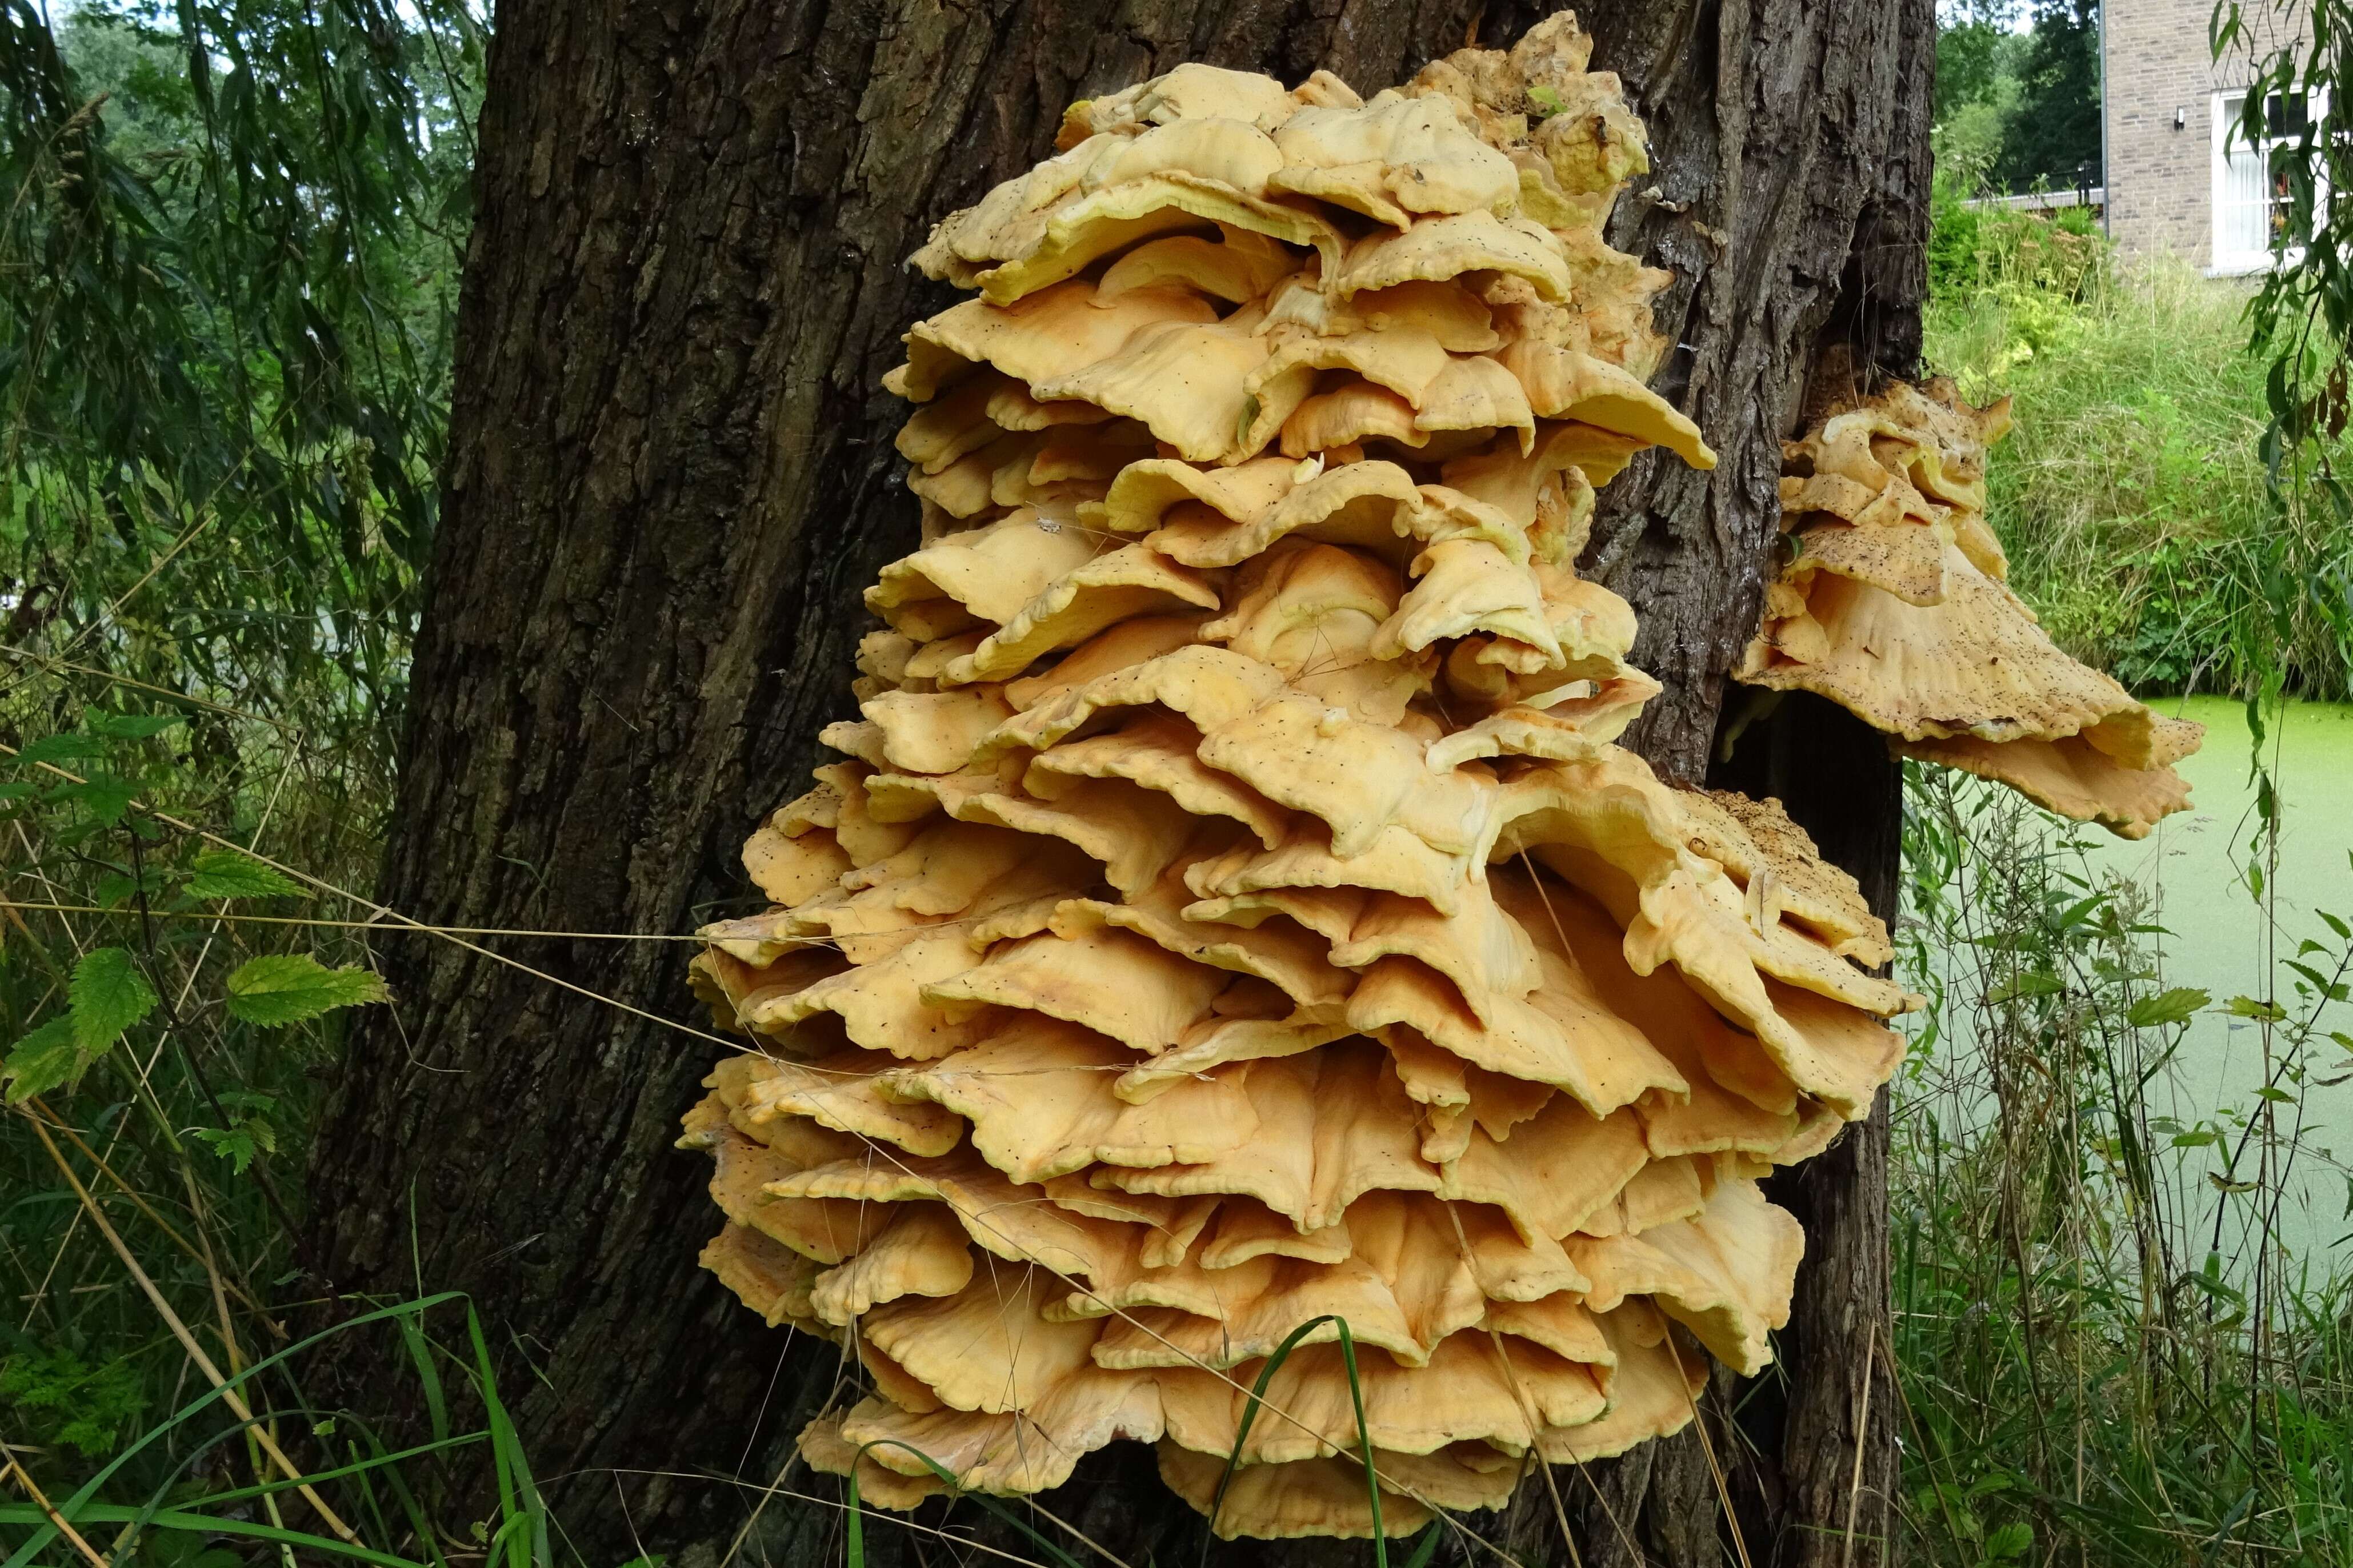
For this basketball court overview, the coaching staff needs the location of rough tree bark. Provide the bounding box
[303,1,1931,1563]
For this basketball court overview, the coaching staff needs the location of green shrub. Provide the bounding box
[1895,765,2353,1567]
[1926,218,2353,698]
[0,1346,147,1459]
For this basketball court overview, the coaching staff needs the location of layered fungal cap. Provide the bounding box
[686,17,1915,1542]
[1738,378,2202,840]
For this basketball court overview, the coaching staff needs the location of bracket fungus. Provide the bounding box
[683,15,1922,1541]
[1738,380,2204,839]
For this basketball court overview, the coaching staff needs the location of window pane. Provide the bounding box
[2220,139,2272,255]
[2222,91,2255,153]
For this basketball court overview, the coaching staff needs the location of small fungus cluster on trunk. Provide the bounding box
[679,15,1926,1540]
[1741,381,2203,838]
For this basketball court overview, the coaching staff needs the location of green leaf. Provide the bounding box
[54,774,142,826]
[14,733,106,767]
[137,1529,242,1568]
[94,872,150,909]
[1982,1520,2034,1560]
[190,1122,274,1174]
[190,1089,278,1173]
[225,955,391,1026]
[70,947,159,1054]
[94,863,171,909]
[82,708,185,741]
[1986,969,2063,1004]
[2053,893,2106,931]
[186,848,303,901]
[194,1130,255,1173]
[0,1346,146,1458]
[2,1018,81,1104]
[2126,986,2210,1028]
[2224,995,2288,1021]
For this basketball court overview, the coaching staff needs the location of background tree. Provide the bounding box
[1934,0,2026,185]
[299,3,1933,1565]
[1996,0,2102,192]
[1931,0,2104,194]
[1938,0,2023,114]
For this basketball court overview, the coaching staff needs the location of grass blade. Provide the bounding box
[402,1310,453,1445]
[847,1439,1089,1568]
[465,1305,550,1568]
[2,1293,466,1568]
[0,1504,433,1567]
[1200,1314,1390,1565]
[1333,1322,1386,1563]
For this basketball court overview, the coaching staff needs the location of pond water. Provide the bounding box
[2080,696,2353,1262]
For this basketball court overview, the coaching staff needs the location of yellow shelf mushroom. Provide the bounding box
[682,15,1919,1541]
[1739,378,2204,839]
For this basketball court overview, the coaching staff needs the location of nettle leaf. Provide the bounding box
[70,947,160,1054]
[2,1017,81,1104]
[190,1120,277,1174]
[2126,986,2211,1029]
[186,848,304,901]
[225,955,391,1026]
[51,774,143,827]
[82,708,186,741]
[94,865,171,909]
[14,732,107,768]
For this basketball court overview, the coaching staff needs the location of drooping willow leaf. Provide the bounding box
[1,0,482,770]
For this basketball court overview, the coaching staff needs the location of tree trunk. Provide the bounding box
[303,1,1931,1563]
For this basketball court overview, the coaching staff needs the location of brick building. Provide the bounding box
[2103,0,2310,271]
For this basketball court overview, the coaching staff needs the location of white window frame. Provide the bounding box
[2211,87,2323,275]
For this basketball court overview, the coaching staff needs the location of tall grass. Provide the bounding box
[1890,764,2353,1566]
[1899,202,2353,1566]
[1925,208,2353,698]
[0,683,571,1564]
